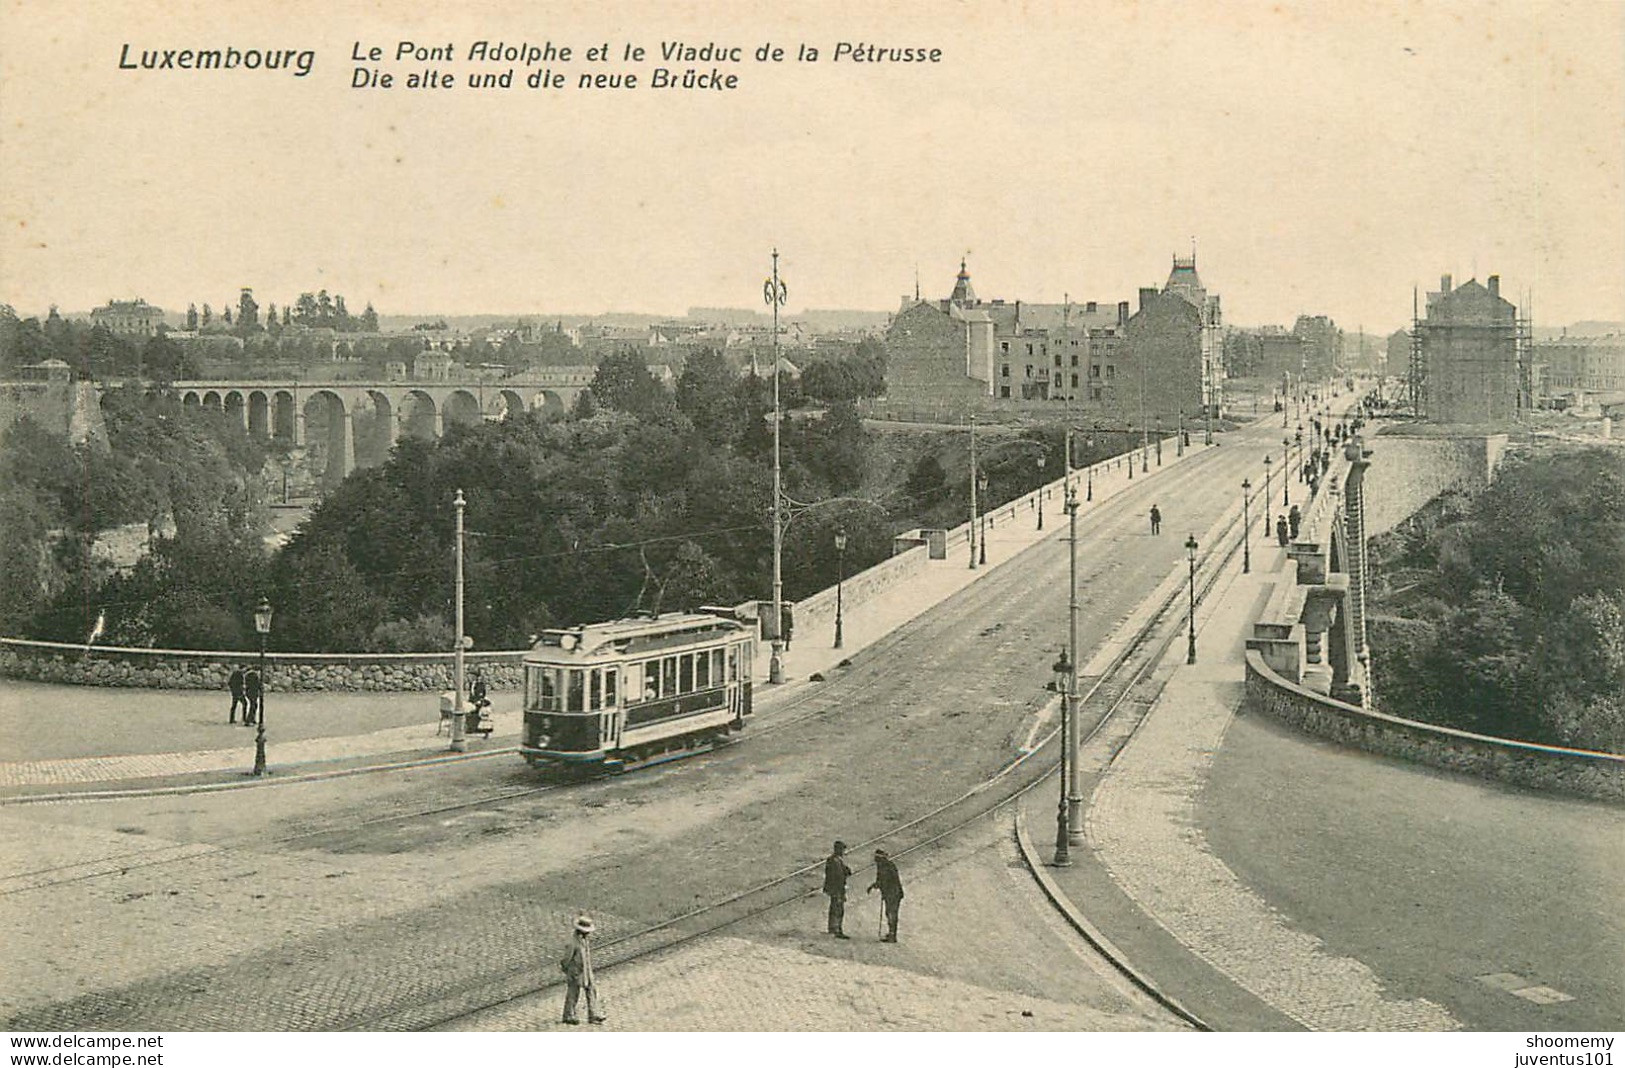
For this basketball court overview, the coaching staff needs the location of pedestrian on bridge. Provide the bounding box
[823,840,852,939]
[227,665,246,724]
[1149,504,1162,536]
[868,849,905,943]
[1276,515,1290,547]
[1289,505,1302,540]
[559,914,606,1025]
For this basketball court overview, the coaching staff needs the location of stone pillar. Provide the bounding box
[1300,590,1339,696]
[338,410,356,480]
[433,406,445,438]
[1343,438,1373,703]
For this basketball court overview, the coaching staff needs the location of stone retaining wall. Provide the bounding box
[0,639,525,692]
[1362,431,1508,536]
[1244,650,1624,803]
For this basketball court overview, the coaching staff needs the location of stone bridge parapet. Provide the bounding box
[1245,650,1625,803]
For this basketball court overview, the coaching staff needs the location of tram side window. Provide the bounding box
[604,668,618,706]
[534,667,560,711]
[567,669,585,712]
[589,669,601,710]
[679,653,694,693]
[643,661,659,701]
[712,648,725,684]
[662,656,677,697]
[728,646,738,682]
[696,650,711,689]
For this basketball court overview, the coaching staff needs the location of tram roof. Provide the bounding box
[527,611,748,661]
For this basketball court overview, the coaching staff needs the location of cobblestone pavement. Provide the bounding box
[1085,550,1461,1031]
[451,818,1184,1032]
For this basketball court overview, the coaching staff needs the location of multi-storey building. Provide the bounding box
[1536,334,1625,401]
[1418,274,1521,424]
[90,298,165,338]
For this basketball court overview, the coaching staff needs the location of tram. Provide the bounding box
[519,612,755,769]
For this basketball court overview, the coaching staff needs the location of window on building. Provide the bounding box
[1001,364,1010,378]
[1071,354,1079,368]
[1000,341,1009,354]
[1071,373,1079,388]
[1106,365,1116,378]
[1053,353,1062,367]
[1000,385,1011,399]
[1091,386,1103,401]
[1091,365,1101,378]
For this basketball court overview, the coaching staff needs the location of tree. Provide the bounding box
[675,347,740,445]
[588,349,673,420]
[360,302,379,332]
[186,304,199,331]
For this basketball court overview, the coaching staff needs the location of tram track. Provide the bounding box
[2,449,1230,899]
[358,469,1255,1032]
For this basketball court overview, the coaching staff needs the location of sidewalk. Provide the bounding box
[0,435,1205,798]
[1017,532,1461,1031]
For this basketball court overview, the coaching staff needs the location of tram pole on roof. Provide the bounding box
[766,250,788,685]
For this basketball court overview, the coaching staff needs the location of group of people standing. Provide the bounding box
[226,665,262,726]
[823,840,906,943]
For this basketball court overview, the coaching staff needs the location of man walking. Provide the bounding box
[1276,514,1290,547]
[243,667,261,726]
[823,840,852,938]
[868,848,905,943]
[1288,504,1302,540]
[559,914,606,1025]
[1149,504,1162,535]
[227,665,246,724]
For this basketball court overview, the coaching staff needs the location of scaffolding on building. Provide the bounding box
[1408,286,1426,417]
[1515,292,1534,416]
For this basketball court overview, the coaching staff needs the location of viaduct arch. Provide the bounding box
[168,376,586,486]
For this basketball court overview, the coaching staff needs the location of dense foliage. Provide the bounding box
[1,387,270,644]
[1369,447,1625,753]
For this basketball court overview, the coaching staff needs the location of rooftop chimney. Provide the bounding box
[1441,274,1453,294]
[1487,275,1500,299]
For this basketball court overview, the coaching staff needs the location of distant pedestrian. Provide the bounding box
[1288,505,1301,539]
[1276,515,1290,547]
[227,666,246,724]
[559,914,606,1025]
[243,667,262,726]
[868,849,905,943]
[823,840,852,938]
[1149,505,1162,535]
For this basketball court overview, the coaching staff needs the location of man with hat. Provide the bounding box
[822,840,852,939]
[559,913,606,1025]
[868,849,905,943]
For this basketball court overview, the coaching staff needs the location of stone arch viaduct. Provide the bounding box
[164,376,590,487]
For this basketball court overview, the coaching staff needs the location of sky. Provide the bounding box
[2,0,1622,335]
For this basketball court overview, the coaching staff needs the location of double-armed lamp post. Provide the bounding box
[1035,455,1046,530]
[1051,482,1083,866]
[1262,454,1273,536]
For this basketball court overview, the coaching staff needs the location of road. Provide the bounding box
[0,434,1252,1031]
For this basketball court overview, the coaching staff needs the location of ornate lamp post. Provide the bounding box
[1282,436,1292,507]
[1185,534,1199,665]
[1262,455,1273,536]
[1241,479,1252,574]
[1155,417,1163,466]
[1050,648,1072,867]
[968,414,979,570]
[252,597,272,776]
[1064,483,1082,844]
[1177,408,1185,456]
[833,527,847,649]
[766,251,789,684]
[977,473,989,566]
[1035,455,1046,530]
[1296,425,1305,481]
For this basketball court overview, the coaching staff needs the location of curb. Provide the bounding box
[1012,802,1211,1032]
[0,745,518,806]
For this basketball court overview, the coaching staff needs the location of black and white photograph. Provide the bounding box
[0,0,1620,1057]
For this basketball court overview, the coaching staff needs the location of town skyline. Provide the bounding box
[3,1,1623,337]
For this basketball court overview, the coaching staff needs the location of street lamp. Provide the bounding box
[1282,436,1292,507]
[833,527,847,649]
[968,414,979,570]
[977,473,989,565]
[1155,418,1163,466]
[1262,455,1273,536]
[1185,534,1199,665]
[1035,455,1046,530]
[252,597,272,776]
[1064,483,1082,845]
[1050,648,1073,866]
[1177,409,1185,456]
[1296,425,1305,482]
[1241,479,1252,574]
